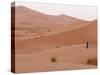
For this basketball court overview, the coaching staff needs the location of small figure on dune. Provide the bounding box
[86,41,89,49]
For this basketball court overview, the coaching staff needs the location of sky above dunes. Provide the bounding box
[15,1,97,21]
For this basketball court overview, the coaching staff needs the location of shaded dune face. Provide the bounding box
[31,20,97,44]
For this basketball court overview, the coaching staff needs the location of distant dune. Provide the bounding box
[14,6,88,39]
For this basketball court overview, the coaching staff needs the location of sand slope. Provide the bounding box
[15,20,97,54]
[15,6,88,39]
[15,44,96,73]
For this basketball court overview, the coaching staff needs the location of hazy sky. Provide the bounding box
[15,1,97,21]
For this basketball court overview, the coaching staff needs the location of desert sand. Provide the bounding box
[11,6,97,73]
[15,44,97,73]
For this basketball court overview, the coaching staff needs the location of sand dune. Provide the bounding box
[15,6,88,39]
[15,44,96,73]
[15,20,97,54]
[11,6,97,73]
[16,44,96,64]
